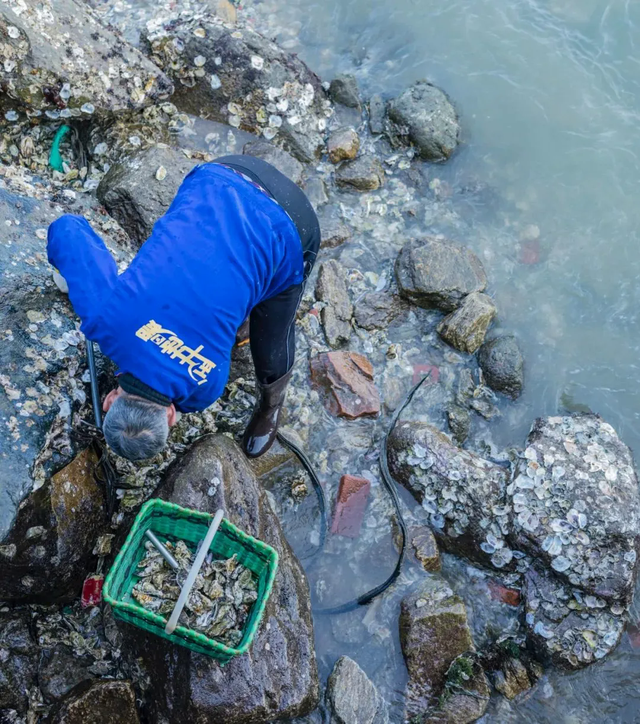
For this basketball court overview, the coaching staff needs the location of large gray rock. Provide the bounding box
[335,155,384,191]
[437,292,497,354]
[39,644,94,704]
[354,292,408,331]
[145,18,328,163]
[395,237,487,312]
[243,140,304,185]
[0,180,130,546]
[523,564,625,670]
[508,414,640,603]
[97,145,198,245]
[0,0,171,117]
[0,447,106,603]
[478,336,524,399]
[50,680,140,724]
[315,260,353,348]
[386,81,460,162]
[387,422,509,568]
[121,435,319,724]
[0,612,38,716]
[400,578,489,721]
[326,656,388,724]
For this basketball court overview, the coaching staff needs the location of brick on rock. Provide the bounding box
[309,351,380,419]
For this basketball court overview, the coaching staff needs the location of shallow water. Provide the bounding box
[93,0,640,720]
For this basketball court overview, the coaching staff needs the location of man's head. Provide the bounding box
[102,387,177,461]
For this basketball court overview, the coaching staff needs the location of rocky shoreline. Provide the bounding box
[1,1,639,723]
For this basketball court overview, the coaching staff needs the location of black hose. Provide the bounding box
[281,372,433,615]
[86,340,102,430]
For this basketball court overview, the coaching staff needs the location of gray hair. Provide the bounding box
[103,394,169,461]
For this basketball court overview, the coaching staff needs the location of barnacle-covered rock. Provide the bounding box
[0,0,171,117]
[523,564,626,669]
[121,434,319,724]
[144,18,329,163]
[508,414,640,603]
[387,421,509,568]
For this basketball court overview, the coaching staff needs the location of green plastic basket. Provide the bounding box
[103,498,278,663]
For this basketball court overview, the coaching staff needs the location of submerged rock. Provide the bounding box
[315,260,353,348]
[523,564,625,669]
[508,414,640,603]
[97,145,198,245]
[447,405,470,445]
[318,205,350,248]
[0,0,171,117]
[437,292,497,354]
[310,351,380,419]
[145,18,328,163]
[411,528,441,572]
[386,81,460,162]
[478,336,524,399]
[0,448,105,603]
[387,422,509,567]
[121,435,319,724]
[303,176,329,210]
[50,680,140,724]
[243,140,304,185]
[400,578,489,721]
[395,237,487,312]
[0,612,38,716]
[328,74,361,110]
[326,656,388,724]
[368,95,386,135]
[327,128,360,164]
[492,657,535,700]
[354,292,408,331]
[335,155,384,191]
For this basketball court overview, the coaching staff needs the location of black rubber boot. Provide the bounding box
[242,370,292,458]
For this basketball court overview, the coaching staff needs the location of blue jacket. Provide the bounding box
[47,163,304,412]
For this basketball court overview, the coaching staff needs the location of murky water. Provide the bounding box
[91,0,640,720]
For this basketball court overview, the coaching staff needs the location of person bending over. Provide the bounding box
[47,156,320,461]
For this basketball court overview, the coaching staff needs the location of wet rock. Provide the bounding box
[447,405,470,445]
[492,657,533,700]
[437,292,497,354]
[39,644,93,703]
[456,369,499,421]
[243,140,304,185]
[146,18,327,163]
[523,564,625,669]
[421,658,490,724]
[0,0,171,116]
[508,414,640,603]
[50,680,140,724]
[411,528,441,572]
[368,95,386,135]
[386,81,460,162]
[318,205,350,248]
[387,422,509,567]
[353,292,408,331]
[327,128,360,164]
[478,336,524,399]
[326,656,388,724]
[122,435,319,723]
[0,182,130,540]
[0,612,38,715]
[335,156,384,191]
[315,260,353,348]
[303,177,329,210]
[97,145,198,245]
[395,237,487,312]
[310,351,380,419]
[400,577,487,720]
[0,447,106,603]
[328,74,361,110]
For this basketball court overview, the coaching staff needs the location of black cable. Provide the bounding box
[86,340,102,429]
[281,372,433,615]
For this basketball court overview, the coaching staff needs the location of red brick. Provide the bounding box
[310,351,380,419]
[487,579,521,607]
[519,238,541,265]
[331,474,371,538]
